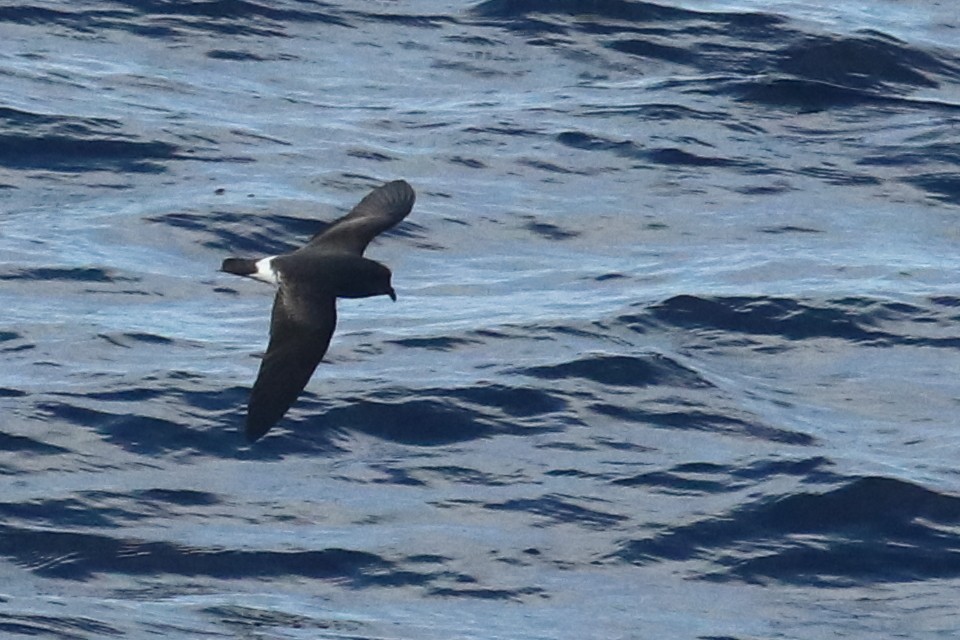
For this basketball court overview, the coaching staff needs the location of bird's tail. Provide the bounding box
[221,257,258,276]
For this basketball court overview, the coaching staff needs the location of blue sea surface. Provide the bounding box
[2,1,960,638]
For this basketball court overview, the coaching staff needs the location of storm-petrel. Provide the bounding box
[221,179,416,441]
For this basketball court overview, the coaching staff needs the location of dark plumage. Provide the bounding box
[221,180,416,441]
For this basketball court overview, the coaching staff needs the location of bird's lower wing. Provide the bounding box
[245,292,336,442]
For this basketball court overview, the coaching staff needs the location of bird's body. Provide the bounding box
[221,180,416,441]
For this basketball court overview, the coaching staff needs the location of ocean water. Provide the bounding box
[2,1,960,638]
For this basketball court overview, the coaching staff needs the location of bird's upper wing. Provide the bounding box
[245,287,336,442]
[307,180,415,256]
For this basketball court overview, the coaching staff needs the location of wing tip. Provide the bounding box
[244,391,283,442]
[376,179,416,214]
[376,178,417,212]
[244,412,276,442]
[386,178,414,192]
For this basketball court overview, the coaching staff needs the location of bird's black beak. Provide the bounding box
[388,288,397,302]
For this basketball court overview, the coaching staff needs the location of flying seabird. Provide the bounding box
[221,179,416,442]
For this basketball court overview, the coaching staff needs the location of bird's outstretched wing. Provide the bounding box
[307,180,415,255]
[245,288,336,442]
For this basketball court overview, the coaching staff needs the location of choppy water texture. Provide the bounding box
[2,1,960,638]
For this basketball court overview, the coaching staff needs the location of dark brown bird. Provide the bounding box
[221,180,416,442]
